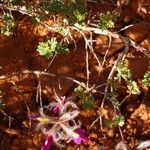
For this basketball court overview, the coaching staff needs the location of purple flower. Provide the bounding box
[41,136,53,150]
[72,128,88,144]
[51,106,60,114]
[60,96,66,104]
[51,96,66,114]
[29,114,39,121]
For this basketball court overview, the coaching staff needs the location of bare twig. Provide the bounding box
[0,4,33,16]
[10,81,32,126]
[91,44,129,129]
[44,54,57,72]
[0,70,97,93]
[73,23,119,38]
[102,35,112,66]
[88,31,102,67]
[86,49,90,88]
[117,24,134,32]
[118,126,125,141]
[0,110,13,128]
[36,75,42,107]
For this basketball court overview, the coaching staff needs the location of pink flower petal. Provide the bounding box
[60,96,66,104]
[75,128,86,135]
[41,136,53,150]
[52,106,60,114]
[73,128,88,144]
[73,138,82,144]
[29,115,39,121]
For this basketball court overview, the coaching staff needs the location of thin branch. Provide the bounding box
[118,126,125,141]
[120,94,130,105]
[36,75,42,107]
[86,48,90,88]
[10,81,32,126]
[117,24,134,32]
[102,35,112,67]
[0,4,33,16]
[73,23,119,38]
[88,31,102,67]
[100,45,129,130]
[91,44,129,129]
[44,54,57,72]
[0,70,98,94]
[0,110,13,128]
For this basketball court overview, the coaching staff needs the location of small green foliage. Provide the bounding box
[106,120,113,128]
[74,85,94,109]
[116,62,132,81]
[10,0,24,5]
[81,95,94,110]
[106,114,125,128]
[1,26,12,36]
[115,62,140,95]
[74,85,85,98]
[32,16,41,25]
[73,9,86,25]
[0,13,15,36]
[40,0,64,13]
[127,81,141,95]
[56,27,68,36]
[3,13,13,22]
[0,91,5,109]
[115,114,125,127]
[0,101,5,109]
[37,38,69,58]
[64,1,86,25]
[142,71,150,86]
[99,11,119,30]
[40,0,86,25]
[107,92,120,107]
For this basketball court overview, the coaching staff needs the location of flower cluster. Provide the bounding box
[30,95,88,150]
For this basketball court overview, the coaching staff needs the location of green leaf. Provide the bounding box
[116,62,132,81]
[107,92,120,107]
[41,0,64,13]
[0,91,5,110]
[3,13,14,21]
[37,41,53,58]
[55,43,69,54]
[73,9,86,25]
[1,26,12,36]
[37,38,69,58]
[74,85,85,98]
[114,114,125,127]
[56,27,68,36]
[0,101,5,110]
[0,13,15,36]
[11,0,24,5]
[32,17,41,24]
[99,11,119,30]
[81,95,94,110]
[142,71,150,86]
[106,120,114,128]
[127,81,140,95]
[115,62,141,95]
[64,1,86,25]
[106,114,125,128]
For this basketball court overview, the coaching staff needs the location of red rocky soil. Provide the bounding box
[0,0,150,150]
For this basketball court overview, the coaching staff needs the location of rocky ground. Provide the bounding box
[0,0,150,149]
